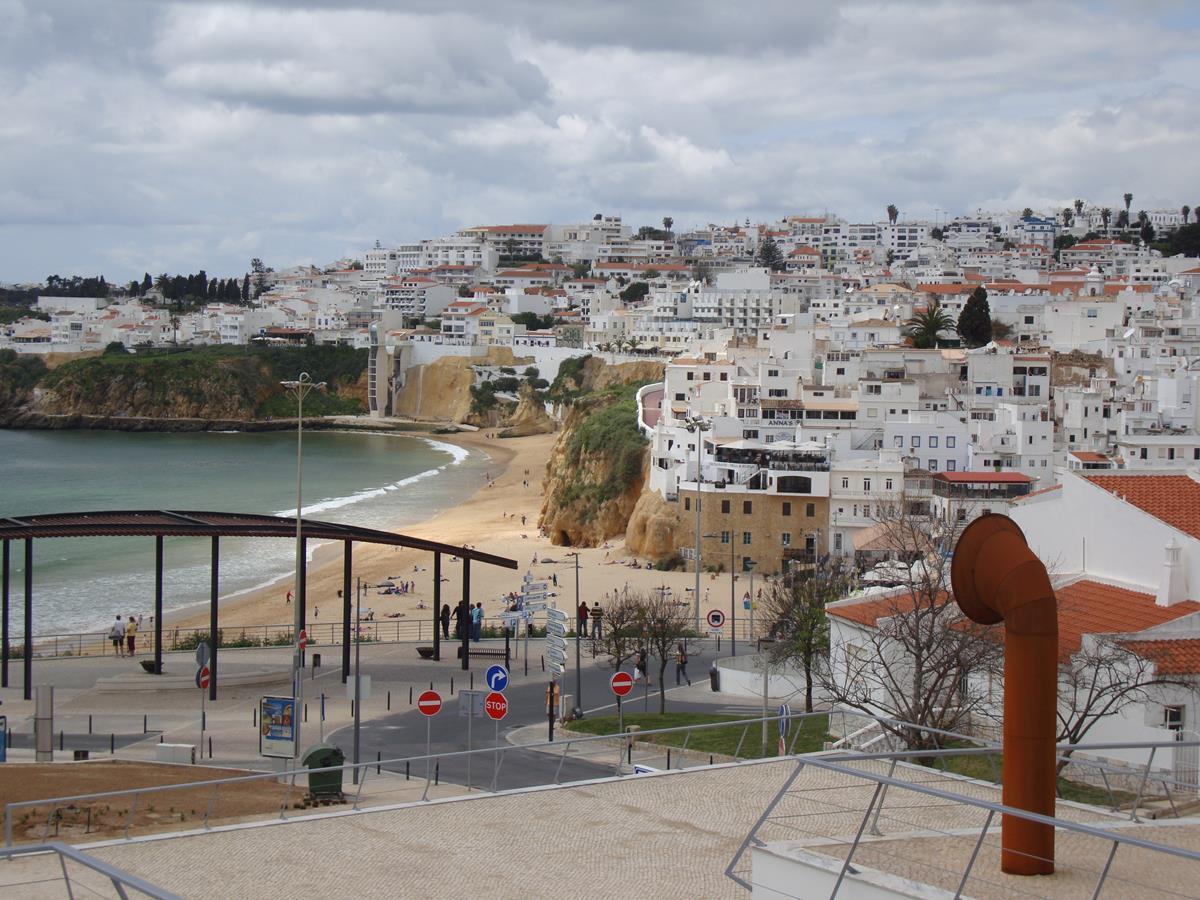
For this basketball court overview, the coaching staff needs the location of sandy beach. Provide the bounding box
[169,427,722,633]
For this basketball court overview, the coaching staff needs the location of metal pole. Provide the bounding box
[749,566,755,644]
[730,539,736,656]
[694,438,702,636]
[433,552,441,661]
[200,674,205,759]
[761,655,768,757]
[209,537,218,701]
[341,542,352,683]
[461,557,471,671]
[352,578,362,785]
[573,553,582,716]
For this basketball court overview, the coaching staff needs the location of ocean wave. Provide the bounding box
[271,464,444,518]
[422,438,470,466]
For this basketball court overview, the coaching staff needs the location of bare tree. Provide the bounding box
[632,589,692,713]
[761,556,854,712]
[1055,630,1187,774]
[823,503,1002,751]
[593,591,642,675]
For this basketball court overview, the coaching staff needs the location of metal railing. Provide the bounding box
[0,842,180,899]
[4,712,824,848]
[726,748,1200,897]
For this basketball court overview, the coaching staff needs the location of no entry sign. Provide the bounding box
[298,629,308,651]
[417,690,443,717]
[484,691,508,721]
[195,665,211,690]
[610,671,635,697]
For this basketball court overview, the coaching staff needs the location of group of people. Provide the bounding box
[440,601,486,641]
[632,643,692,687]
[108,614,140,657]
[575,601,605,638]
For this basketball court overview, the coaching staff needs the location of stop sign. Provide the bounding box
[610,671,635,697]
[484,691,508,721]
[417,690,443,716]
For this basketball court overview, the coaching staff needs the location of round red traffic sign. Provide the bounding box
[706,609,726,629]
[298,629,308,651]
[610,671,635,697]
[196,665,210,690]
[417,690,443,717]
[484,691,508,721]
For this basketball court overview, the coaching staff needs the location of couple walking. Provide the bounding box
[108,615,139,657]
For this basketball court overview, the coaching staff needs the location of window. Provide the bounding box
[806,503,815,517]
[674,393,685,401]
[1164,705,1185,735]
[834,532,843,551]
[782,502,791,516]
[686,372,694,381]
[742,531,752,545]
[929,436,938,448]
[885,478,893,490]
[947,460,956,471]
[720,530,730,544]
[781,532,791,547]
[841,478,849,489]
[743,500,753,514]
[911,436,921,448]
[768,369,779,377]
[946,436,956,448]
[928,459,938,471]
[684,497,690,511]
[721,499,730,514]
[894,435,903,448]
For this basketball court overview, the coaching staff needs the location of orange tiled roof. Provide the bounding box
[1119,639,1200,674]
[1070,451,1110,462]
[1084,474,1200,541]
[826,589,950,627]
[1054,580,1200,661]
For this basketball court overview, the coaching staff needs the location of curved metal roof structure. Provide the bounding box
[0,510,518,570]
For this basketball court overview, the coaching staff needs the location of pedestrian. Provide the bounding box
[314,606,319,619]
[590,601,603,638]
[552,572,557,587]
[286,589,292,605]
[108,615,126,657]
[521,514,526,526]
[634,649,650,686]
[577,600,589,635]
[675,642,691,686]
[125,615,138,657]
[472,602,484,641]
[440,603,451,640]
[453,599,468,640]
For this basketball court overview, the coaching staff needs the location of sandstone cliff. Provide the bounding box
[500,381,556,437]
[539,359,665,548]
[624,488,683,561]
[393,347,536,425]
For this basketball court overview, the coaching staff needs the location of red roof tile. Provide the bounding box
[1054,580,1200,661]
[1070,451,1110,462]
[1084,474,1200,541]
[1119,638,1200,674]
[934,471,1034,484]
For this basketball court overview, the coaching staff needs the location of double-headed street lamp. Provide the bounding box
[565,550,583,718]
[683,416,710,636]
[281,372,325,758]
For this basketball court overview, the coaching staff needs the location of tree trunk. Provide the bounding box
[658,661,668,713]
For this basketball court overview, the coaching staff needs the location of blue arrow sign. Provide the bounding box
[486,664,509,692]
[778,704,792,738]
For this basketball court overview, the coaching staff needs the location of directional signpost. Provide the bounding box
[611,670,635,734]
[195,642,210,759]
[545,607,567,740]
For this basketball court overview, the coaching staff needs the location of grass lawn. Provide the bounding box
[566,711,830,760]
[931,745,1134,808]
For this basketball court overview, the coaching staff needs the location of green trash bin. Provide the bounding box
[302,743,346,798]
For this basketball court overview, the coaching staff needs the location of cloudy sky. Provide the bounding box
[2,0,1198,283]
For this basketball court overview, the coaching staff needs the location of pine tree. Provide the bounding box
[241,274,250,304]
[957,287,993,348]
[142,273,153,295]
[756,236,784,271]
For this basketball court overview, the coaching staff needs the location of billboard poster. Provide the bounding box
[259,696,296,758]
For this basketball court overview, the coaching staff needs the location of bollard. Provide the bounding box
[143,714,148,735]
[435,761,440,785]
[253,706,257,727]
[709,754,714,766]
[450,677,454,696]
[377,751,381,775]
[160,735,164,744]
[387,691,391,711]
[409,686,413,705]
[350,700,355,717]
[88,715,93,734]
[110,733,115,754]
[304,703,308,723]
[208,737,212,759]
[667,748,672,769]
[470,672,474,690]
[430,680,433,691]
[541,656,545,672]
[405,761,410,781]
[59,730,64,751]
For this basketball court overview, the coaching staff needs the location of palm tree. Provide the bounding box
[1115,209,1130,230]
[1181,205,1190,224]
[1123,192,1133,215]
[1100,208,1112,231]
[1062,208,1073,227]
[886,204,899,225]
[662,216,674,238]
[905,300,955,349]
[1073,199,1084,216]
[1136,210,1149,230]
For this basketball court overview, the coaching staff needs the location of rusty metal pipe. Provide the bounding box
[951,514,1057,876]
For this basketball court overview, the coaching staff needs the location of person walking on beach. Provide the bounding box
[125,615,138,657]
[109,616,126,657]
[675,643,691,686]
[440,603,451,640]
[590,601,603,638]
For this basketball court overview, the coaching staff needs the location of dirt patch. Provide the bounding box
[2,760,303,843]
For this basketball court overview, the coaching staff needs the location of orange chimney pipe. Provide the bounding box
[951,514,1057,876]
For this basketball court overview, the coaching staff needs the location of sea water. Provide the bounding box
[0,429,488,634]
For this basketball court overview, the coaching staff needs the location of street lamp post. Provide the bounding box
[567,551,582,718]
[281,371,325,760]
[684,416,710,636]
[746,559,757,647]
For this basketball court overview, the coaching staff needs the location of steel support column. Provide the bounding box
[461,557,471,671]
[433,552,441,661]
[342,541,352,683]
[153,536,164,676]
[1,540,8,688]
[23,539,32,700]
[209,536,218,701]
